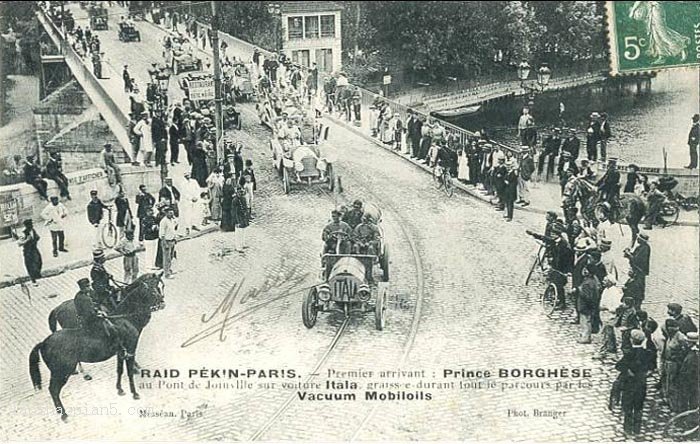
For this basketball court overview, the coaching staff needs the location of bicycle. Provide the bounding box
[432,163,454,197]
[664,407,699,440]
[101,206,118,249]
[540,269,570,317]
[525,241,550,286]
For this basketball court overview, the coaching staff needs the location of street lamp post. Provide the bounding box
[517,60,552,109]
[210,0,224,163]
[267,3,281,52]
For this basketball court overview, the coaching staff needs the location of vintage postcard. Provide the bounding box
[607,1,700,75]
[0,0,698,442]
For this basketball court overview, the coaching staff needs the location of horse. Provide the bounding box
[566,177,647,246]
[29,272,165,422]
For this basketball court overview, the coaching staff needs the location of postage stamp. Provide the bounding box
[606,1,700,75]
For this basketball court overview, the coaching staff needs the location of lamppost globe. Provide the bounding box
[517,60,531,81]
[537,63,552,87]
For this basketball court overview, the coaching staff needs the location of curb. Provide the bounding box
[0,225,219,290]
[325,116,699,227]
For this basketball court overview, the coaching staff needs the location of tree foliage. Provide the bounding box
[214,1,606,82]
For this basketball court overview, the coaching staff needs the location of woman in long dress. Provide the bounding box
[457,146,470,183]
[206,167,224,221]
[220,178,236,232]
[629,1,690,64]
[190,141,209,187]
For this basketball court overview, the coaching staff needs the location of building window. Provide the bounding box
[320,15,335,38]
[292,50,311,67]
[288,17,303,40]
[315,48,333,72]
[304,16,319,39]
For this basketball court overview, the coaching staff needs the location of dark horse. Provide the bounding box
[565,177,647,246]
[29,272,165,421]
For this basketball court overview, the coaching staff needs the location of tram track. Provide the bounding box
[244,119,428,441]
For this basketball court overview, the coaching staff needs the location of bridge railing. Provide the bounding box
[36,7,133,162]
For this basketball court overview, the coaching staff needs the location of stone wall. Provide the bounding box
[0,165,161,236]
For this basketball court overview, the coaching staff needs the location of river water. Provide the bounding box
[446,69,699,168]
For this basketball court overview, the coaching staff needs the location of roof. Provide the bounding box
[280,1,343,15]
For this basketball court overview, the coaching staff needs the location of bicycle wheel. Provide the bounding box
[525,254,539,286]
[662,201,680,225]
[443,174,454,197]
[102,223,118,249]
[664,408,699,439]
[540,283,558,317]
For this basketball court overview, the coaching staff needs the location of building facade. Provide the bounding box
[280,2,342,74]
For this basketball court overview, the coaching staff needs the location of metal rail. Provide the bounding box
[36,7,133,161]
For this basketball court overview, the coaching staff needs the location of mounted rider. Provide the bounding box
[74,278,129,356]
[596,158,621,220]
[91,249,120,310]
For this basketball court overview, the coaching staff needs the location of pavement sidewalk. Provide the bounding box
[0,206,217,289]
[325,114,699,227]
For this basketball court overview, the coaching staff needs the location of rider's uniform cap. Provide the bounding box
[331,210,341,216]
[638,233,649,242]
[667,303,683,312]
[93,249,105,260]
[90,190,98,195]
[77,278,90,287]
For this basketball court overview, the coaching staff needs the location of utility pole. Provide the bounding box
[210,0,223,163]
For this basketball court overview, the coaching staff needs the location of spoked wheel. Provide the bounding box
[327,164,335,191]
[102,223,118,248]
[379,244,390,282]
[443,174,454,197]
[594,204,609,223]
[375,284,388,331]
[540,283,558,317]
[661,201,680,225]
[282,167,291,194]
[664,408,700,440]
[302,287,318,329]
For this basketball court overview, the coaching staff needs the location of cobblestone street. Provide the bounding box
[1,4,698,442]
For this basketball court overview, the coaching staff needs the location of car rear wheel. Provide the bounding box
[379,244,389,282]
[282,167,291,194]
[327,164,335,191]
[375,285,387,331]
[302,288,318,329]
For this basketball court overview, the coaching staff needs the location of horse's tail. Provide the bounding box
[29,342,43,390]
[48,309,58,333]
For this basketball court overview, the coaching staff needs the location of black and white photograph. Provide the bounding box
[0,0,698,441]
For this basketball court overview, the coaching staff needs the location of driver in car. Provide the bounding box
[322,210,352,255]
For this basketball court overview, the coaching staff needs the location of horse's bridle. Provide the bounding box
[115,276,166,314]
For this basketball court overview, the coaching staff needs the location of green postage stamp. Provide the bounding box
[606,1,700,74]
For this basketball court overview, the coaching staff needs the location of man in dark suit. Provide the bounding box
[624,232,650,302]
[405,110,417,157]
[599,112,612,162]
[135,184,156,242]
[597,158,621,219]
[158,177,181,217]
[44,151,71,199]
[152,112,168,167]
[561,128,580,161]
[168,119,180,165]
[686,113,699,169]
[24,155,48,200]
[538,128,561,180]
[615,329,648,436]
